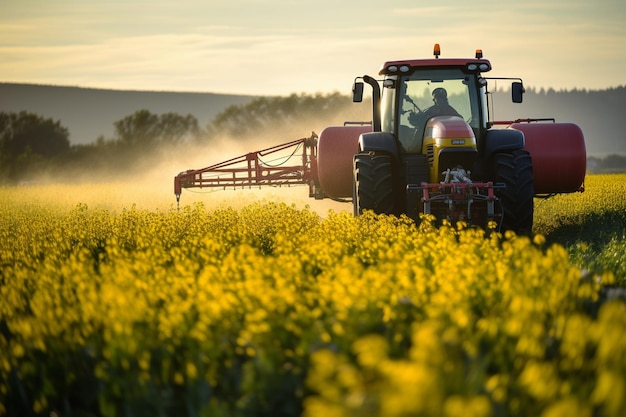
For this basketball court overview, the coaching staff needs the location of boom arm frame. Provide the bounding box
[174,134,320,205]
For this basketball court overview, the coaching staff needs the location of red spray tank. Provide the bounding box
[512,122,586,194]
[317,125,371,199]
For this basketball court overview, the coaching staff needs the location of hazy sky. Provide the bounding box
[1,0,625,95]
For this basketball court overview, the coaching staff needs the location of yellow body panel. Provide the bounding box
[421,117,477,182]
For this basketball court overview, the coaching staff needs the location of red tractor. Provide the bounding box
[175,45,586,234]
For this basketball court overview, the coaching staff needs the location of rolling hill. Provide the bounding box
[0,83,257,145]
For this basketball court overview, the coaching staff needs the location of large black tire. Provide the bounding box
[353,152,395,216]
[494,150,534,234]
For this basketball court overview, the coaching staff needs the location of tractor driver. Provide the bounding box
[408,87,461,129]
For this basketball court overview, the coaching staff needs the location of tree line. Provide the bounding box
[0,110,202,183]
[0,92,358,184]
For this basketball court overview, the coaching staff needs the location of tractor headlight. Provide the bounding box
[466,62,491,72]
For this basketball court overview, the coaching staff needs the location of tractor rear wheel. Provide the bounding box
[353,152,395,216]
[494,150,534,234]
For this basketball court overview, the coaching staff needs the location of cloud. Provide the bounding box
[391,6,455,16]
[1,0,625,94]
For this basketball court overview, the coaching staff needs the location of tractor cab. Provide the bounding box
[353,45,524,153]
[384,67,484,154]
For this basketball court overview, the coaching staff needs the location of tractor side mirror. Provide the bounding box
[352,81,364,103]
[512,81,525,103]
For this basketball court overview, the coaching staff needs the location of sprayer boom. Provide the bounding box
[174,134,320,206]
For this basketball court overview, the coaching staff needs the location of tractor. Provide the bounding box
[174,44,586,234]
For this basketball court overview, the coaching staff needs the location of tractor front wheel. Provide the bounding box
[353,152,395,216]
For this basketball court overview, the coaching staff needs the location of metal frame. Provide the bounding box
[174,135,319,204]
[407,182,503,225]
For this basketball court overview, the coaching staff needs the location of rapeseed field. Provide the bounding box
[1,174,625,417]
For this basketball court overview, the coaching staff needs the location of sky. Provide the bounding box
[1,0,625,96]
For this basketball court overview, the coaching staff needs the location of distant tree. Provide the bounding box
[158,112,200,144]
[206,92,353,139]
[0,111,70,182]
[0,111,69,157]
[602,154,626,171]
[113,110,200,146]
[114,110,160,145]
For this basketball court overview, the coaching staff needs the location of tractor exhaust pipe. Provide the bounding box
[352,75,381,132]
